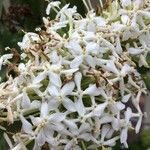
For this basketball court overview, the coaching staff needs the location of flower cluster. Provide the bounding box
[0,0,150,149]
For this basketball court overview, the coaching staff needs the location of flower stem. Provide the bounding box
[99,0,103,9]
[81,141,87,150]
[87,0,93,10]
[82,0,90,11]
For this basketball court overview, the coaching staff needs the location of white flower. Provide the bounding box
[0,0,148,149]
[46,1,61,15]
[21,91,31,109]
[128,47,144,55]
[47,81,76,112]
[121,0,131,7]
[0,54,13,70]
[18,32,40,49]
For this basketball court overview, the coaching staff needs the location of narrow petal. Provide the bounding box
[75,98,86,117]
[70,56,83,68]
[40,101,49,118]
[135,115,142,133]
[20,116,32,134]
[103,136,119,146]
[48,99,59,110]
[33,72,47,84]
[49,72,62,87]
[49,113,66,122]
[64,140,74,150]
[128,47,143,55]
[61,82,75,96]
[78,133,91,141]
[93,102,107,117]
[37,129,46,146]
[86,42,100,55]
[86,55,96,68]
[47,85,59,97]
[125,107,132,123]
[63,119,78,134]
[21,91,31,109]
[120,128,128,144]
[74,72,82,91]
[101,125,110,142]
[79,123,90,133]
[122,94,131,103]
[83,84,100,96]
[63,98,76,112]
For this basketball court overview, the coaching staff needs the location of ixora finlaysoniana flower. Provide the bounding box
[0,0,150,149]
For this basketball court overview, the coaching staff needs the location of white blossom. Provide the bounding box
[0,0,148,149]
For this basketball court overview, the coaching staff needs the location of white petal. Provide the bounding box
[33,72,47,84]
[103,137,119,146]
[105,60,119,74]
[128,47,143,55]
[139,55,149,68]
[83,84,100,96]
[94,17,106,26]
[21,91,31,109]
[61,82,75,96]
[93,102,107,117]
[30,116,42,126]
[47,85,59,97]
[101,125,110,142]
[100,116,113,124]
[122,0,131,7]
[116,102,125,110]
[86,55,96,68]
[120,128,128,144]
[49,72,62,87]
[74,72,82,91]
[66,41,82,55]
[78,133,91,141]
[33,141,41,150]
[135,115,142,133]
[116,37,123,54]
[0,54,13,70]
[140,11,150,19]
[63,98,76,112]
[125,107,132,123]
[46,2,60,15]
[31,100,41,108]
[49,113,66,122]
[70,55,83,68]
[112,117,120,131]
[106,128,114,139]
[48,99,59,110]
[121,15,130,25]
[122,94,131,103]
[87,22,96,32]
[20,116,32,134]
[79,123,90,133]
[75,98,86,117]
[46,4,52,15]
[86,42,100,55]
[64,140,74,150]
[61,68,78,75]
[37,129,46,146]
[63,119,78,135]
[40,101,49,118]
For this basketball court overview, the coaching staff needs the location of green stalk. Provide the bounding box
[81,141,87,150]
